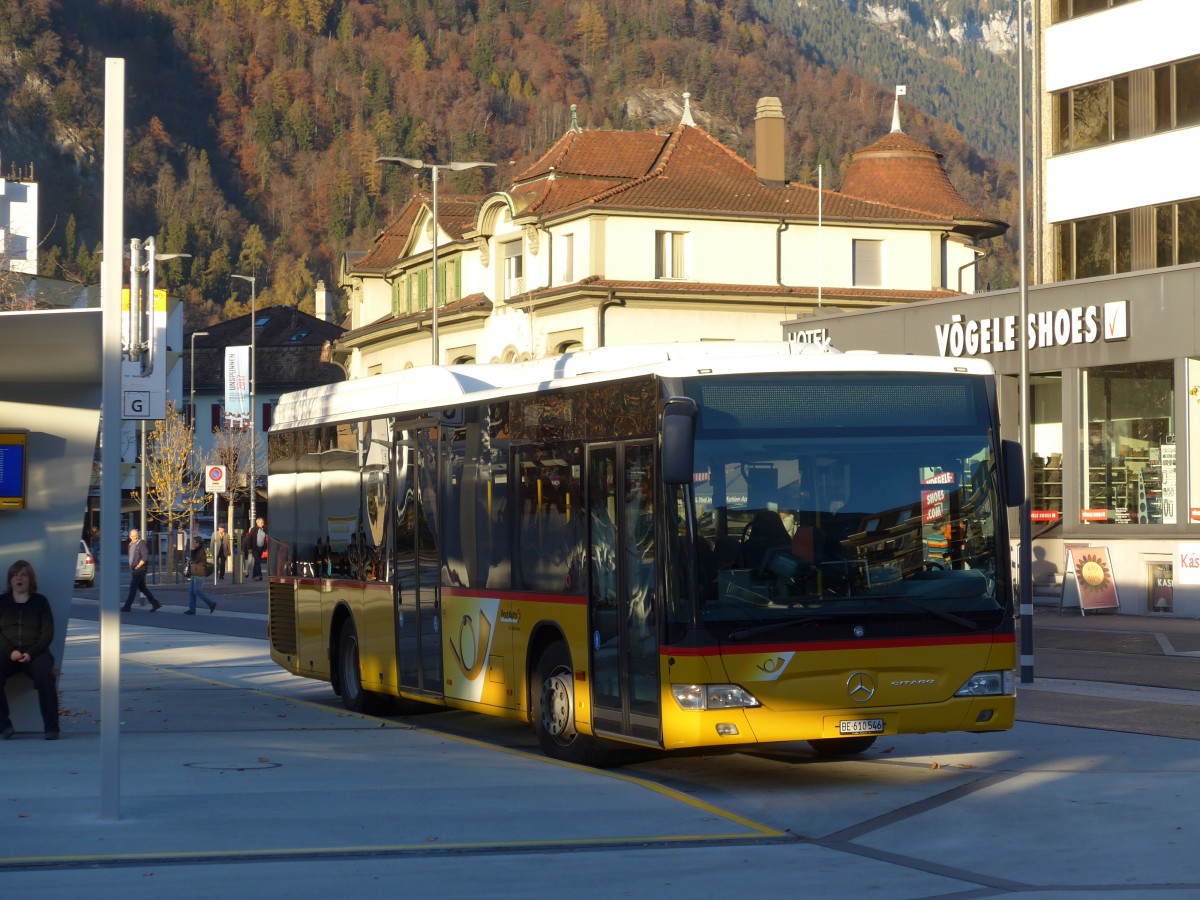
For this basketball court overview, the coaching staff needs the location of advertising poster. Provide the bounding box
[1061,546,1120,615]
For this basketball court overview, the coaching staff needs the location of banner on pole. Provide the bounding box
[224,346,250,421]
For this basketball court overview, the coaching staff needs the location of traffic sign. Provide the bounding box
[206,464,227,493]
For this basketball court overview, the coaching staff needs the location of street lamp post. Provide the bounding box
[376,156,496,365]
[189,331,210,430]
[188,330,210,546]
[231,274,257,529]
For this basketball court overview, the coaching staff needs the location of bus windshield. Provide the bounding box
[681,372,1007,638]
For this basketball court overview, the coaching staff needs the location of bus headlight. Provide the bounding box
[954,670,1015,697]
[671,684,762,710]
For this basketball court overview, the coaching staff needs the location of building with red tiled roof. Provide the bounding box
[337,94,1006,376]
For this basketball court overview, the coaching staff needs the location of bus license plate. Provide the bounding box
[839,718,884,735]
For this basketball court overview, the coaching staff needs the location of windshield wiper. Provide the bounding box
[869,595,979,631]
[728,614,836,642]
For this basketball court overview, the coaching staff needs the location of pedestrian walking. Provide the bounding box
[184,537,217,615]
[0,559,60,740]
[122,529,162,612]
[214,525,230,581]
[246,516,268,581]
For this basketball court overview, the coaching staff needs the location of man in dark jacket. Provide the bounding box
[214,525,231,581]
[122,529,162,612]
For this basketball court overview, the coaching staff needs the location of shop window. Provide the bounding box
[1081,361,1176,525]
[1189,360,1200,526]
[1030,374,1065,528]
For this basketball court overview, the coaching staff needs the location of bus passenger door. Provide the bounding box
[587,442,661,745]
[394,428,443,698]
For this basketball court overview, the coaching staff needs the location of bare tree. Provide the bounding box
[209,423,261,539]
[144,403,206,578]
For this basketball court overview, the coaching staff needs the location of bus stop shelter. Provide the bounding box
[0,307,102,729]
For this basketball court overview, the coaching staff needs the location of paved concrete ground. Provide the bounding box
[3,597,1200,897]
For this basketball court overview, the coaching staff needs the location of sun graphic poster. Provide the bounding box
[1062,546,1120,614]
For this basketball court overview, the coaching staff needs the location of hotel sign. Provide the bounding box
[934,300,1129,358]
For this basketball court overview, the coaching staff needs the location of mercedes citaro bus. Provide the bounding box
[265,342,1023,765]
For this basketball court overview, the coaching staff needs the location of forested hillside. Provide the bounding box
[0,0,1020,327]
[770,0,1021,162]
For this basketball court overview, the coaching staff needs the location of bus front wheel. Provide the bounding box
[807,736,877,757]
[533,643,609,767]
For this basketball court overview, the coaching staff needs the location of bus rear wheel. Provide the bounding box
[533,642,609,767]
[338,619,384,715]
[807,736,877,757]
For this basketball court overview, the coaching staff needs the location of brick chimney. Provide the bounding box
[755,97,785,188]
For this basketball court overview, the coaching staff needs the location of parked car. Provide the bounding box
[76,540,96,586]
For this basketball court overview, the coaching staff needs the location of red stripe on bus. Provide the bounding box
[441,587,587,605]
[662,633,1014,656]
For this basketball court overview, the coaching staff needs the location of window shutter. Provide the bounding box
[853,240,883,287]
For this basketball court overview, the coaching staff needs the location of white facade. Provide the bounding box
[1039,0,1200,261]
[343,202,982,378]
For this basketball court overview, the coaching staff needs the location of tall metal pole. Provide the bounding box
[249,278,257,528]
[430,164,440,365]
[188,330,209,544]
[1017,0,1034,684]
[100,55,125,821]
[375,156,495,366]
[232,274,257,528]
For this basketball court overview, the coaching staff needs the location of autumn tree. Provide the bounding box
[144,404,207,579]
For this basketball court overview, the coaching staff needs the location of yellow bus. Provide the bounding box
[266,342,1023,765]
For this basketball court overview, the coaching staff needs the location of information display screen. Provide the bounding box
[0,432,28,509]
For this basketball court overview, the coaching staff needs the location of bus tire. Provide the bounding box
[337,619,383,715]
[807,736,877,757]
[533,642,609,767]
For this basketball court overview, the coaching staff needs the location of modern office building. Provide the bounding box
[781,0,1200,617]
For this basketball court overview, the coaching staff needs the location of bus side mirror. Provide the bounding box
[1001,439,1026,508]
[661,397,697,486]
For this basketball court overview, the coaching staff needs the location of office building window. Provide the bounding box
[1052,0,1135,24]
[1081,361,1175,525]
[1053,76,1129,153]
[1053,211,1132,279]
[1153,198,1200,267]
[1154,56,1200,132]
[654,231,687,279]
[852,239,883,287]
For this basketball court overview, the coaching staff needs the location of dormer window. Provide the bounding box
[655,230,688,279]
[503,240,524,299]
